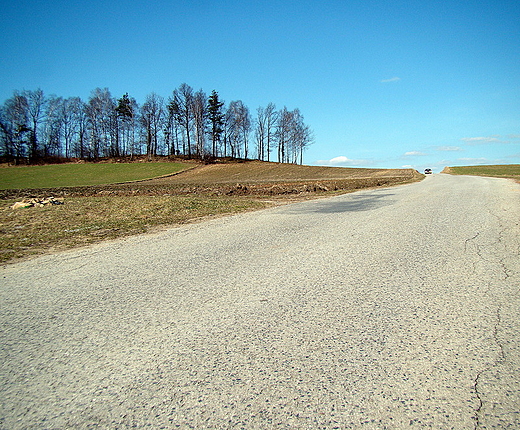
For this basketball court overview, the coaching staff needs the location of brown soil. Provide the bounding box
[0,160,423,200]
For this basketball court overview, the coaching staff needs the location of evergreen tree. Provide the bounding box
[207,90,224,157]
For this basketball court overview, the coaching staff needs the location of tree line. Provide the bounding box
[0,85,314,164]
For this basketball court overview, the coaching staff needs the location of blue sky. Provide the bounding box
[1,0,519,171]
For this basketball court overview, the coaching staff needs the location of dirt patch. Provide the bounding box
[0,161,423,200]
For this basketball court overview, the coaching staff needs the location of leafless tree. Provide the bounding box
[275,107,314,164]
[116,93,138,159]
[59,97,85,158]
[42,96,64,157]
[276,106,292,163]
[141,92,164,158]
[173,83,194,158]
[227,100,251,158]
[255,102,277,161]
[193,89,207,158]
[287,109,314,164]
[85,88,116,158]
[0,93,30,163]
[24,88,46,160]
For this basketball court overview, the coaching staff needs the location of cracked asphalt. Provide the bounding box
[1,174,519,429]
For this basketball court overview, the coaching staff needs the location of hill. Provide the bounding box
[442,165,520,181]
[141,160,423,196]
[148,161,416,183]
[1,159,423,199]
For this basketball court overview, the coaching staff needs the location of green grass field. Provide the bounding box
[0,162,192,189]
[446,164,520,178]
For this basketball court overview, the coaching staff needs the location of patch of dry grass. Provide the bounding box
[0,195,270,264]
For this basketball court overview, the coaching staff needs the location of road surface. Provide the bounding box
[1,174,519,429]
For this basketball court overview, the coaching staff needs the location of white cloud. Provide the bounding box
[460,136,500,144]
[435,146,462,151]
[380,77,401,83]
[316,156,370,166]
[404,151,427,156]
[457,157,490,164]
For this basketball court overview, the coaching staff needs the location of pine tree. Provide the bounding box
[207,90,224,157]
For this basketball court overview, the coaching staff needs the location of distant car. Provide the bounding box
[424,168,433,174]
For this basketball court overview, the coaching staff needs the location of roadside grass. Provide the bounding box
[0,162,193,189]
[0,195,270,263]
[444,165,520,180]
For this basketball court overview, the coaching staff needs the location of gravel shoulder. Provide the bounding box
[1,174,519,429]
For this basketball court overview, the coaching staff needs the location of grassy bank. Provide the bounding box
[443,164,520,180]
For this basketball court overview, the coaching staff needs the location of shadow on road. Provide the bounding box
[289,192,396,214]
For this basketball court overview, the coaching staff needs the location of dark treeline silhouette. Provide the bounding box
[0,85,314,164]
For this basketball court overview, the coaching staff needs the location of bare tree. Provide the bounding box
[226,101,240,158]
[264,103,278,162]
[141,92,164,158]
[0,93,30,163]
[61,97,79,158]
[116,93,138,158]
[42,96,64,157]
[255,106,267,160]
[0,102,15,160]
[85,88,116,158]
[221,103,230,157]
[24,88,46,160]
[287,109,313,164]
[165,94,183,157]
[174,83,194,158]
[193,89,207,158]
[227,100,251,158]
[255,102,277,161]
[276,106,292,163]
[75,99,89,158]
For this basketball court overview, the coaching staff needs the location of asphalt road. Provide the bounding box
[1,174,519,429]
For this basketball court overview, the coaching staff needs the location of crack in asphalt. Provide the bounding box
[464,231,481,275]
[471,203,515,429]
[473,305,505,429]
[464,231,481,253]
[490,207,516,281]
[473,370,483,430]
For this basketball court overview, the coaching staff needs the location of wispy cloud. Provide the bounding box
[316,156,371,167]
[457,157,490,164]
[380,77,401,83]
[460,136,500,144]
[404,151,427,156]
[435,146,462,151]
